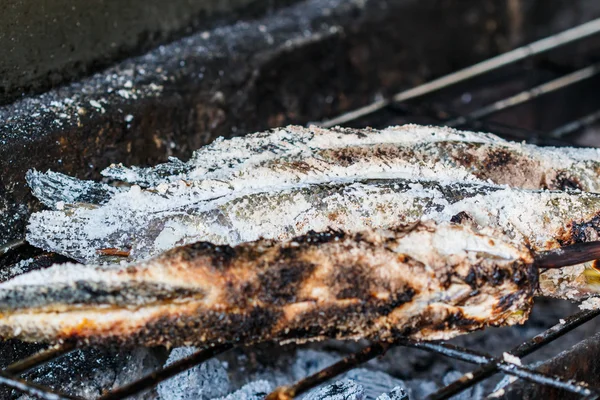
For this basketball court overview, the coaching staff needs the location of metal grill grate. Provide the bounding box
[3,17,600,400]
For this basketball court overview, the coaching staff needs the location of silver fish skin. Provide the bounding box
[0,223,537,346]
[99,124,600,191]
[28,125,600,213]
[26,177,600,264]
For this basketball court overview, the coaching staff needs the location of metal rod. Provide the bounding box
[98,343,233,400]
[316,18,600,127]
[535,241,600,269]
[404,341,596,396]
[4,343,76,376]
[0,239,26,256]
[445,63,600,127]
[427,308,600,400]
[550,109,600,138]
[0,372,82,400]
[266,342,392,400]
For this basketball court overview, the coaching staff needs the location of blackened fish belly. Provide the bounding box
[0,223,537,347]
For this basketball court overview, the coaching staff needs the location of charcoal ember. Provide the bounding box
[376,387,409,400]
[344,369,408,400]
[157,347,230,400]
[404,380,437,399]
[17,346,166,400]
[442,370,483,400]
[291,349,340,380]
[213,380,272,400]
[302,379,365,400]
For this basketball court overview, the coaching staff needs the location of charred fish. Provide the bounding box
[0,223,539,346]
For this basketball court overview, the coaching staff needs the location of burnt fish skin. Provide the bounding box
[0,223,537,347]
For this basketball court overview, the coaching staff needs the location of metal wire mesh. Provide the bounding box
[3,17,600,400]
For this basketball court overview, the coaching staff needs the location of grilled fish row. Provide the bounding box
[27,177,600,265]
[0,223,538,346]
[26,125,600,264]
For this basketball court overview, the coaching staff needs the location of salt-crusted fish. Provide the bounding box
[26,177,600,264]
[0,223,539,346]
[100,124,600,192]
[27,125,600,212]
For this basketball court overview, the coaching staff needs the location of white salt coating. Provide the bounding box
[26,124,600,264]
[100,124,600,188]
[0,258,34,282]
[26,174,600,264]
[579,297,600,310]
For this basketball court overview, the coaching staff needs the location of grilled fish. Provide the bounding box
[27,125,600,211]
[100,124,600,192]
[26,177,600,264]
[0,223,538,346]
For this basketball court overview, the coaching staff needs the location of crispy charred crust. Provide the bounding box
[0,223,537,347]
[557,212,600,246]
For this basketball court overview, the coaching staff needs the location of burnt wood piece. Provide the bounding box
[3,0,600,247]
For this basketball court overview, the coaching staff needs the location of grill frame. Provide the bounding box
[3,17,600,400]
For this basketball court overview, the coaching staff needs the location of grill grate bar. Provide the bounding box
[550,109,600,138]
[427,308,600,400]
[4,342,76,376]
[266,342,393,399]
[97,343,233,400]
[403,341,598,397]
[0,372,82,400]
[445,63,600,127]
[316,18,600,128]
[0,239,26,257]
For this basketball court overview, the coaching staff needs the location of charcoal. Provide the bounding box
[157,347,230,400]
[376,387,409,400]
[442,370,483,400]
[17,346,166,400]
[213,380,272,400]
[344,369,408,400]
[302,379,365,400]
[291,349,340,380]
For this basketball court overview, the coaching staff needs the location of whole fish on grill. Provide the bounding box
[24,125,600,301]
[25,177,600,265]
[0,223,540,346]
[25,124,600,262]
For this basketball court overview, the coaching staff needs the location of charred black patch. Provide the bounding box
[450,211,473,225]
[256,260,317,305]
[131,306,284,347]
[549,171,584,191]
[483,149,514,169]
[558,213,600,246]
[496,291,526,312]
[463,267,478,289]
[371,288,416,316]
[171,241,237,269]
[292,229,346,245]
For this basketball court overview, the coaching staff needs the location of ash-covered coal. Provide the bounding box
[17,346,166,400]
